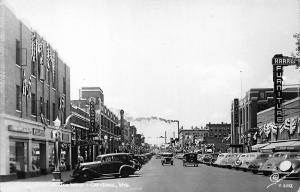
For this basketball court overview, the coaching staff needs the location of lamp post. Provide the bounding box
[52,117,62,182]
[104,135,108,154]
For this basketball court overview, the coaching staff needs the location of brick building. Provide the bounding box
[71,87,120,157]
[0,1,71,180]
[230,88,299,152]
[205,122,231,153]
[179,127,209,152]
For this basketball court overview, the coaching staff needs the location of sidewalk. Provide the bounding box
[1,170,73,183]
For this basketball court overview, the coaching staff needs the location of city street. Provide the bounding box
[1,157,300,192]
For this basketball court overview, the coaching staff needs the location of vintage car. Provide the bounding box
[259,152,299,176]
[274,153,300,178]
[238,152,271,171]
[183,153,199,167]
[232,153,248,169]
[201,154,213,165]
[71,153,136,181]
[128,153,142,170]
[213,153,230,167]
[224,153,241,168]
[161,153,174,165]
[197,154,205,163]
[248,153,272,174]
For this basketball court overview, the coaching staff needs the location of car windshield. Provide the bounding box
[162,154,173,157]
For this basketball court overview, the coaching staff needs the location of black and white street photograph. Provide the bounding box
[0,0,300,191]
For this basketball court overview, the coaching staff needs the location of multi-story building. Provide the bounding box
[69,105,90,168]
[71,87,119,157]
[205,122,231,153]
[255,96,300,152]
[230,88,299,152]
[179,127,209,151]
[0,1,71,180]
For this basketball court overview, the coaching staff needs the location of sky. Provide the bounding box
[4,0,300,145]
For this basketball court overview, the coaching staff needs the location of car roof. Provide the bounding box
[96,153,129,158]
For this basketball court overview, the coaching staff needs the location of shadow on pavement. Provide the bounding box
[61,174,142,184]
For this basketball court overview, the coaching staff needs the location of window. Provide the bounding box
[31,61,36,76]
[31,93,36,115]
[46,100,49,119]
[16,40,21,66]
[52,103,56,121]
[63,77,66,94]
[40,97,44,115]
[16,85,21,111]
[47,69,50,85]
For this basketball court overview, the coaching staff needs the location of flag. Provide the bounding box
[290,117,297,135]
[27,76,32,98]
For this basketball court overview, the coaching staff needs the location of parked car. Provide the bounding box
[161,153,174,166]
[275,153,300,179]
[248,153,272,174]
[239,153,270,172]
[71,153,136,181]
[259,152,299,176]
[232,153,248,169]
[183,153,199,167]
[128,153,142,170]
[224,153,240,168]
[197,154,205,163]
[201,154,213,165]
[213,153,230,167]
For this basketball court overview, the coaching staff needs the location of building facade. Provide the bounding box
[230,88,299,152]
[255,97,300,152]
[0,2,71,180]
[205,122,231,153]
[179,127,209,152]
[71,87,120,158]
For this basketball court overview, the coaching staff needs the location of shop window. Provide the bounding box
[9,141,28,174]
[16,85,21,111]
[48,143,55,171]
[32,143,40,171]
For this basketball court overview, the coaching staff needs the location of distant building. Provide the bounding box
[179,127,209,151]
[205,122,231,153]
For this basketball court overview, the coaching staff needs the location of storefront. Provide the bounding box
[0,115,72,180]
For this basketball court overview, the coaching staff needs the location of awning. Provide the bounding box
[261,141,300,152]
[251,143,270,151]
[275,141,300,151]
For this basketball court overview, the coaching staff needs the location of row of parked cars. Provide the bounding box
[71,152,154,182]
[199,151,300,179]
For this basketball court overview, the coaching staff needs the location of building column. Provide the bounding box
[28,139,32,172]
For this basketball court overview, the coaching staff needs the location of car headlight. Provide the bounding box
[279,160,293,172]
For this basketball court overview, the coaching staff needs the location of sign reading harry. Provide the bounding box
[89,97,96,133]
[272,54,299,124]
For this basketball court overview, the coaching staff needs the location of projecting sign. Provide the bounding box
[272,54,299,66]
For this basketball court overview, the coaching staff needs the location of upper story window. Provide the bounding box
[31,93,36,116]
[16,85,21,111]
[16,40,21,66]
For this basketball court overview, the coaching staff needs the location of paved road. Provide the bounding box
[1,158,300,192]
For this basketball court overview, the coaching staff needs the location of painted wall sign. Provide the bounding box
[8,125,30,133]
[32,128,45,137]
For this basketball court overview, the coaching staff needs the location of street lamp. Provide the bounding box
[104,135,108,154]
[52,117,62,182]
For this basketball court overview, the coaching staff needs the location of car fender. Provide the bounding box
[119,165,136,174]
[81,167,100,178]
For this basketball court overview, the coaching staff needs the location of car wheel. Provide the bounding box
[252,170,258,174]
[121,170,130,178]
[263,171,269,176]
[79,171,92,182]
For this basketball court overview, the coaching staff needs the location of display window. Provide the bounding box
[9,140,28,174]
[48,143,55,171]
[31,142,40,171]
